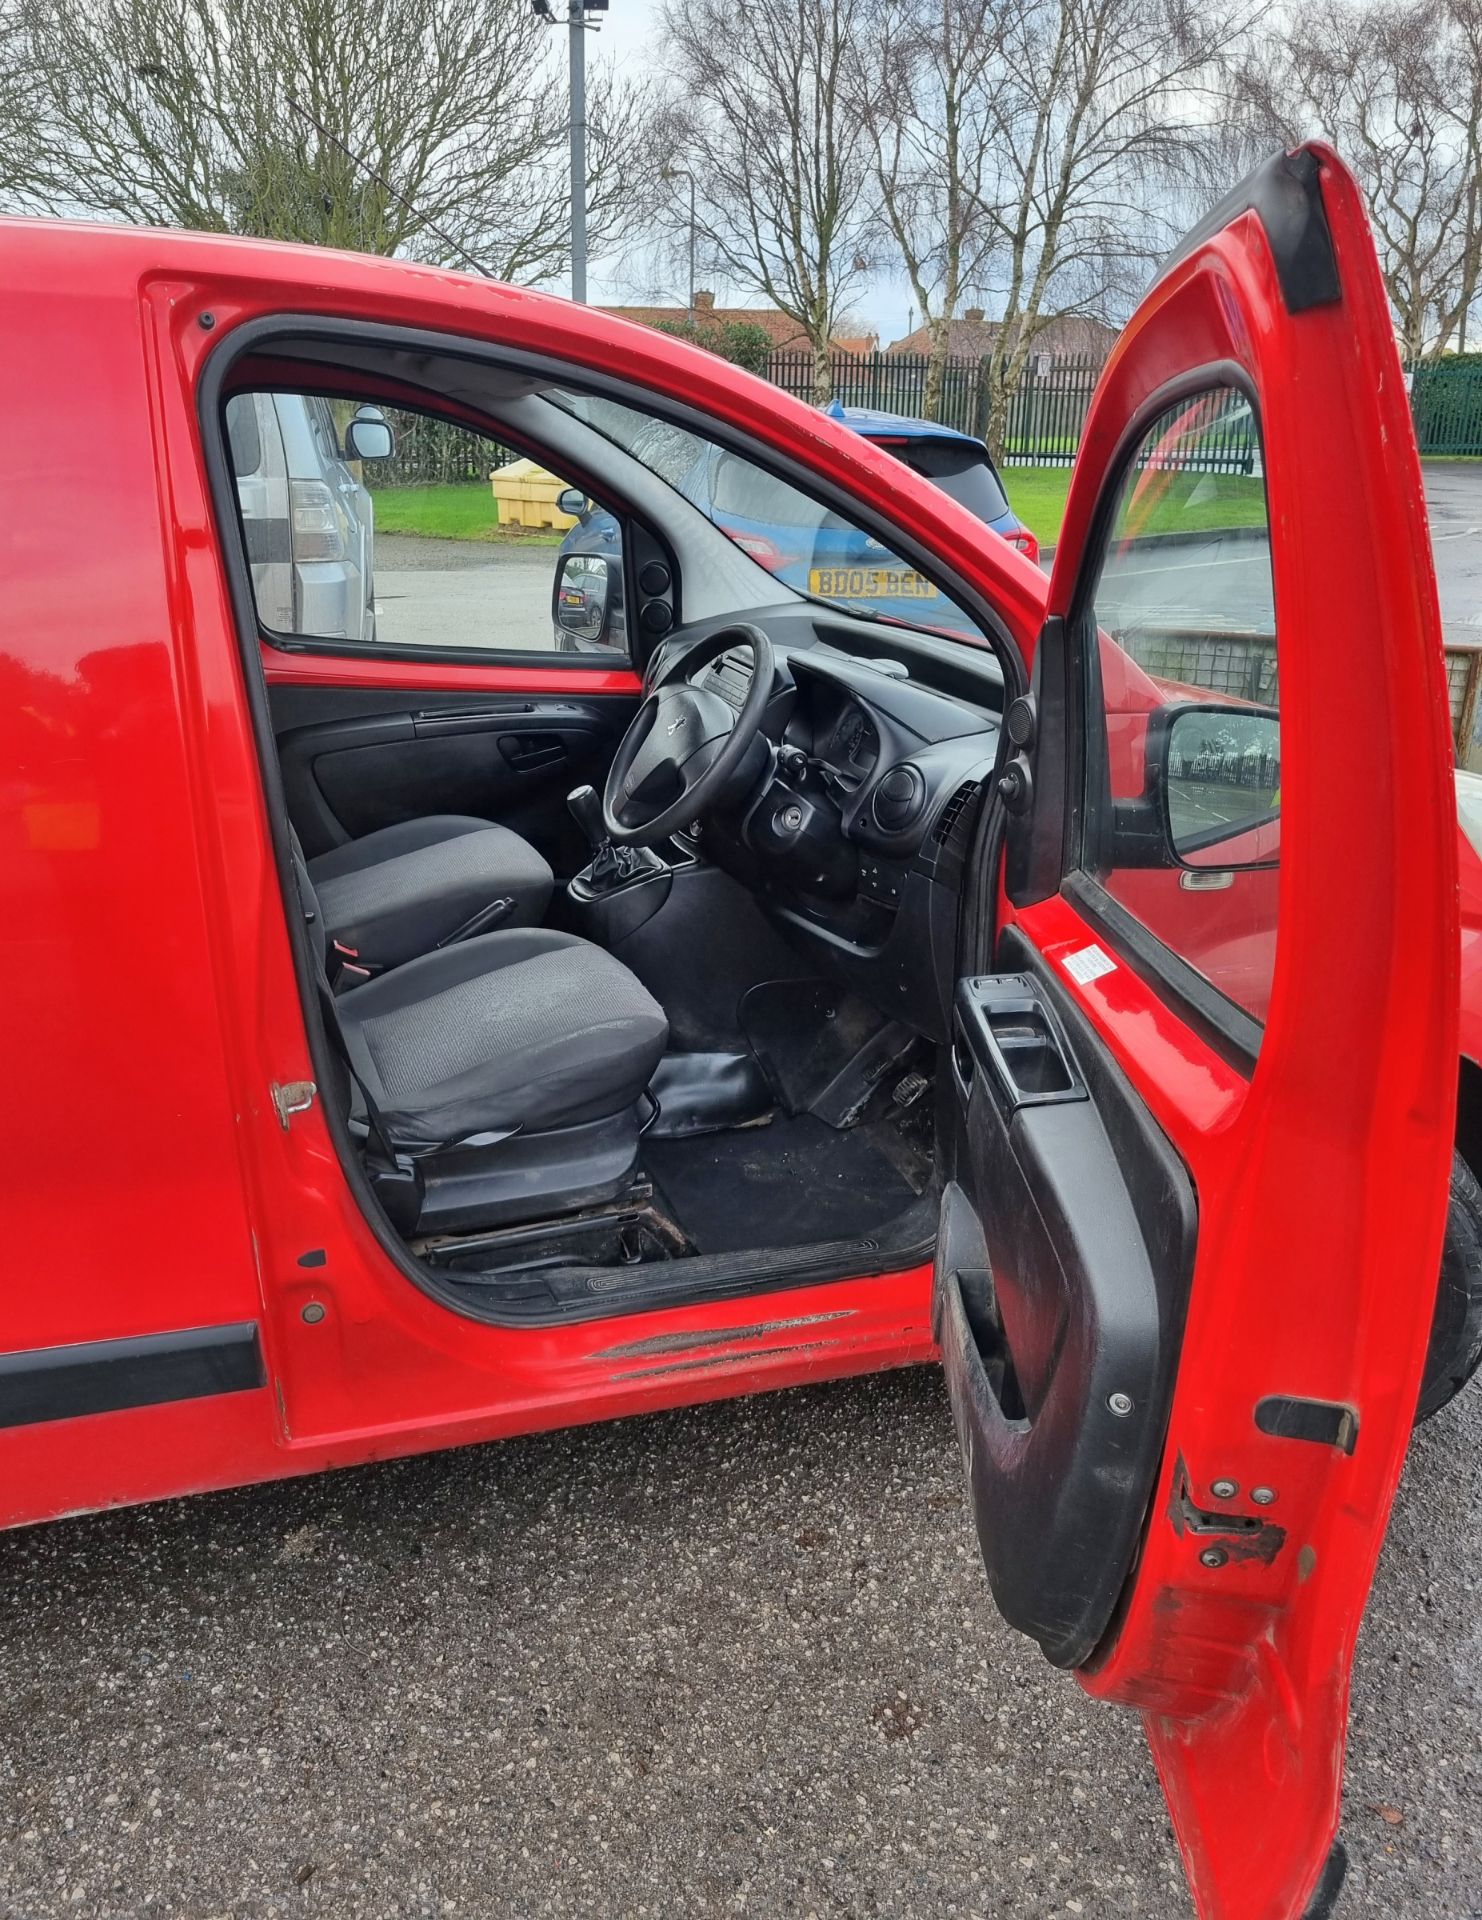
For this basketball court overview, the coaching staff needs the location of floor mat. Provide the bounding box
[739,979,890,1114]
[643,1115,924,1257]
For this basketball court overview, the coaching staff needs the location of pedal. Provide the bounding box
[891,1070,929,1110]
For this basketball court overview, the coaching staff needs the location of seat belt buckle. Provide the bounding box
[331,940,379,994]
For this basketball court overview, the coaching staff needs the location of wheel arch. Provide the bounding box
[1457,1055,1482,1177]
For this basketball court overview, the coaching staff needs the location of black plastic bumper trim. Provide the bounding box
[0,1322,266,1430]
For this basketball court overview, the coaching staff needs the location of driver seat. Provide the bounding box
[337,929,668,1146]
[293,849,668,1233]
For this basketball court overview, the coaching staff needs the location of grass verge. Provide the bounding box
[999,466,1072,545]
[369,483,565,546]
[1001,463,1269,547]
[372,465,1274,558]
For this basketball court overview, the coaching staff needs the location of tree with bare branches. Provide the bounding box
[969,0,1255,457]
[853,0,1002,421]
[656,0,878,401]
[1236,0,1482,355]
[0,0,651,283]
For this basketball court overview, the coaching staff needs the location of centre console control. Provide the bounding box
[857,852,907,910]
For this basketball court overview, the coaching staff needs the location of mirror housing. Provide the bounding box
[1143,700,1281,870]
[344,406,395,462]
[553,554,613,646]
[557,486,591,521]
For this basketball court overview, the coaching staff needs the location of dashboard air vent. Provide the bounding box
[872,764,926,833]
[933,778,982,846]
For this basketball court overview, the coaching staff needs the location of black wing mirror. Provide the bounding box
[344,406,395,461]
[553,554,614,645]
[1146,701,1281,870]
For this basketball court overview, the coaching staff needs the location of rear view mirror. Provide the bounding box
[557,486,591,520]
[553,554,613,645]
[344,406,395,461]
[1156,702,1281,869]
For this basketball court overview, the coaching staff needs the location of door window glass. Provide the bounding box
[547,388,986,642]
[1082,386,1279,1030]
[228,393,628,659]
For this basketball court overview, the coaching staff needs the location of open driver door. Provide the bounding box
[936,146,1457,1917]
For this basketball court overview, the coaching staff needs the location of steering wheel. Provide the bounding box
[602,623,775,846]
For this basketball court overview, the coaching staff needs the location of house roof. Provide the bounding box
[885,310,1116,361]
[599,294,876,356]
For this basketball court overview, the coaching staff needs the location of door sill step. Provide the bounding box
[417,1188,939,1328]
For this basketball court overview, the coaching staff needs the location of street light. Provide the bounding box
[534,0,608,304]
[661,166,697,321]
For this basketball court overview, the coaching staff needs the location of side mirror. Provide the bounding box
[553,554,613,645]
[344,406,395,462]
[557,486,591,521]
[1148,701,1281,870]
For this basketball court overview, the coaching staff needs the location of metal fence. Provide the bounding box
[765,347,1115,453]
[767,346,1482,464]
[365,408,510,488]
[766,347,1116,456]
[1407,360,1482,457]
[765,349,988,435]
[996,354,1105,465]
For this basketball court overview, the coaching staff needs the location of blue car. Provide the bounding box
[552,404,1037,651]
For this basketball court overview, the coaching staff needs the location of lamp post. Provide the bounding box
[661,166,697,321]
[568,1,587,302]
[533,0,607,303]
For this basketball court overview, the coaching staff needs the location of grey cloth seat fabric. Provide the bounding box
[307,816,553,971]
[337,927,669,1147]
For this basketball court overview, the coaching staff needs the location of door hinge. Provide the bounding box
[271,1080,317,1129]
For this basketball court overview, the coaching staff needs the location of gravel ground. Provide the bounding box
[0,1366,1477,1920]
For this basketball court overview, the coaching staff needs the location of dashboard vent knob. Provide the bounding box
[872,764,926,832]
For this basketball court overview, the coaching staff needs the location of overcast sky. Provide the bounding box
[579,0,917,343]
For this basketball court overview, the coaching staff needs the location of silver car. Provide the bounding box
[226,393,392,640]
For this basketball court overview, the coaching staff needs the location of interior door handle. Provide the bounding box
[500,736,567,772]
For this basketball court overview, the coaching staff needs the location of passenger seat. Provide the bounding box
[304,816,553,973]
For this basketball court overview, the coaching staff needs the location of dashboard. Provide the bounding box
[661,606,1003,1042]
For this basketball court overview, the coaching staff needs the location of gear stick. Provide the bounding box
[567,783,607,856]
[567,783,621,888]
[567,783,657,892]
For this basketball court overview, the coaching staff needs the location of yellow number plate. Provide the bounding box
[807,566,938,601]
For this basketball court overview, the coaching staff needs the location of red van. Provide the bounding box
[0,146,1462,1919]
